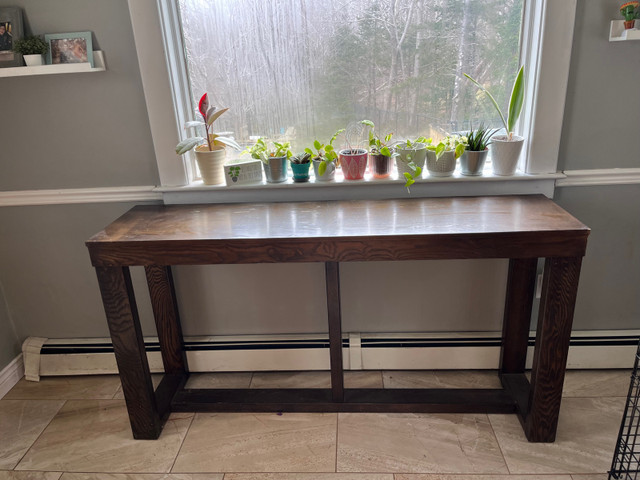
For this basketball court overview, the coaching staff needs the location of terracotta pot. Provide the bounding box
[396,146,427,178]
[490,135,524,176]
[339,149,368,180]
[369,153,393,179]
[195,145,226,185]
[426,150,456,177]
[460,149,489,176]
[624,19,635,29]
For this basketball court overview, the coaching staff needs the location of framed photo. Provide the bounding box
[45,31,93,67]
[0,7,24,68]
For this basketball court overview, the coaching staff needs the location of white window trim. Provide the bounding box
[128,0,576,198]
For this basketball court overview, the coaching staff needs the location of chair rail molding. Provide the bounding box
[0,186,161,207]
[557,168,640,187]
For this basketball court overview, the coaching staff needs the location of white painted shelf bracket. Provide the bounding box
[610,20,640,41]
[0,51,106,77]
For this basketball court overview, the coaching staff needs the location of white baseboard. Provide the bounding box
[0,354,24,398]
[27,330,639,378]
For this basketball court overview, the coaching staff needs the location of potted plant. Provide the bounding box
[289,152,312,183]
[362,120,398,179]
[305,129,344,181]
[338,121,370,181]
[621,2,640,29]
[459,124,497,176]
[243,138,292,183]
[464,66,525,176]
[12,35,48,66]
[396,136,431,178]
[175,93,241,185]
[425,135,467,177]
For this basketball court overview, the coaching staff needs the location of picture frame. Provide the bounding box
[0,7,24,68]
[45,31,93,67]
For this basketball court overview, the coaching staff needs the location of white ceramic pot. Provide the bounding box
[396,146,427,177]
[426,150,456,177]
[24,54,44,66]
[312,158,336,181]
[195,145,226,185]
[490,135,524,176]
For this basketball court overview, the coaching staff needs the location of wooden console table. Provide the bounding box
[86,195,589,442]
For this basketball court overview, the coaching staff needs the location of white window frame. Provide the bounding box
[128,0,576,198]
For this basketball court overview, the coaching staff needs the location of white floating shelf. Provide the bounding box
[0,51,106,77]
[610,20,640,41]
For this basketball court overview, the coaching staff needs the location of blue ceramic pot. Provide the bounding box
[290,162,311,183]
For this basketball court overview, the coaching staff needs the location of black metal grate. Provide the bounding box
[610,341,640,479]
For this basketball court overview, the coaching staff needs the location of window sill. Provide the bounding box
[156,171,565,205]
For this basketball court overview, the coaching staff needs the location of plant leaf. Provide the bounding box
[455,143,466,159]
[304,147,314,156]
[318,160,327,176]
[464,73,508,133]
[198,93,209,118]
[330,128,345,145]
[207,107,229,126]
[360,119,375,128]
[435,142,445,159]
[184,121,205,129]
[324,144,334,153]
[214,135,242,151]
[380,146,391,157]
[176,137,204,155]
[507,66,525,135]
[313,140,322,151]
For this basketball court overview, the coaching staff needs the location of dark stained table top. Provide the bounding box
[86,195,590,266]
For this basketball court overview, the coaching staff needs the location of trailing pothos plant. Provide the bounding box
[396,136,432,151]
[361,120,399,158]
[397,136,432,190]
[305,128,344,176]
[243,137,293,163]
[176,93,241,154]
[464,66,525,141]
[426,134,467,160]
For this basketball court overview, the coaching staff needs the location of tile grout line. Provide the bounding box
[10,398,67,471]
[487,412,512,475]
[169,411,196,473]
[335,410,339,473]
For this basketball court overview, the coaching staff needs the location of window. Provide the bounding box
[128,0,576,192]
[178,0,524,156]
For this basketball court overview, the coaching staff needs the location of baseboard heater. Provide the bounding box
[22,330,639,380]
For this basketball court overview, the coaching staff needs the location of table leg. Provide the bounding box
[525,256,583,442]
[96,266,162,439]
[325,262,344,402]
[500,258,538,374]
[145,265,187,374]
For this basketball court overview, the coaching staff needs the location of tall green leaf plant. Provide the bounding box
[464,66,525,141]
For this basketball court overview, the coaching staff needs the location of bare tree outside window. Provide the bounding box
[178,0,523,152]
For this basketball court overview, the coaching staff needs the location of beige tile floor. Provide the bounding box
[0,370,630,480]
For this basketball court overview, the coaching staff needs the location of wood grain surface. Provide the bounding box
[87,196,589,266]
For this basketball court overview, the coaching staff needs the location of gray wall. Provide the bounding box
[0,0,159,190]
[0,283,20,368]
[558,0,640,170]
[0,0,638,372]
[551,0,640,330]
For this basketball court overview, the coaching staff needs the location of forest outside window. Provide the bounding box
[132,1,575,191]
[178,0,524,178]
